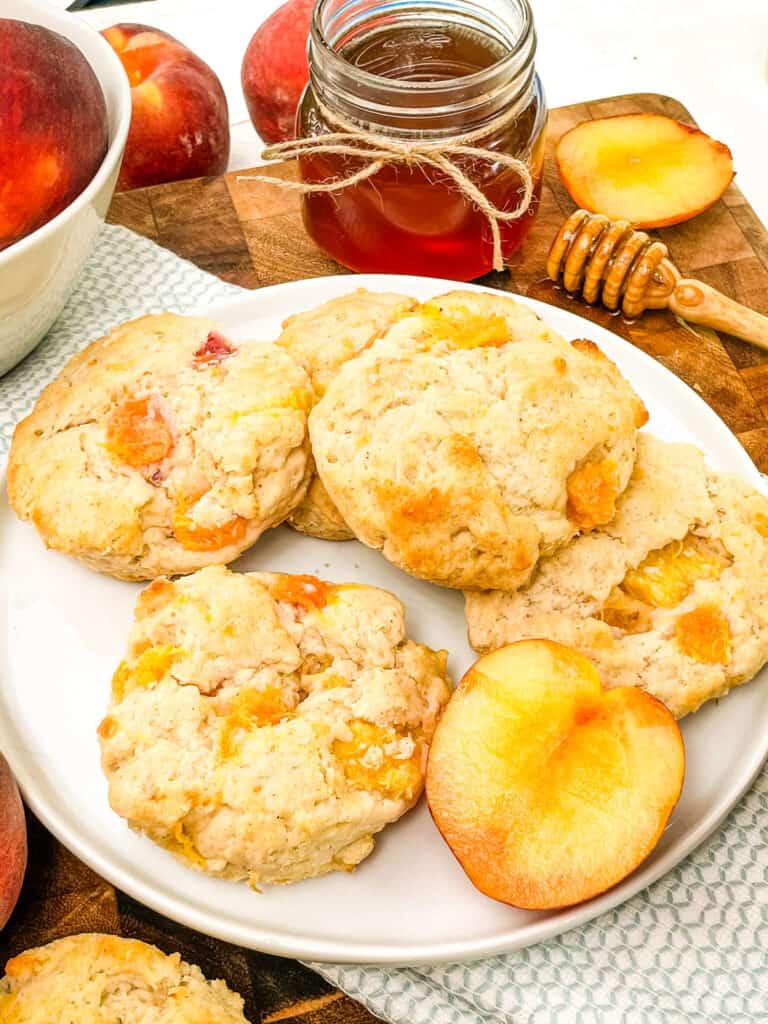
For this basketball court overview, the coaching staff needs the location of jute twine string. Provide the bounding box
[238,100,533,272]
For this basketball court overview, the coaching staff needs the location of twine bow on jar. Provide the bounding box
[239,100,534,273]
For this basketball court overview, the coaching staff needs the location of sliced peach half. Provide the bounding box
[426,640,684,910]
[555,114,734,228]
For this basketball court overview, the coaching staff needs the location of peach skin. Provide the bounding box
[426,640,685,910]
[103,23,229,191]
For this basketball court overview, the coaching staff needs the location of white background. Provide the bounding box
[53,0,768,225]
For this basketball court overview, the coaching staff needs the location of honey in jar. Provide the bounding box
[297,0,547,280]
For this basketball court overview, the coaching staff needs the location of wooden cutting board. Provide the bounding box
[3,93,768,1024]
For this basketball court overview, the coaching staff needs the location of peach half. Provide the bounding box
[555,113,734,228]
[426,640,684,909]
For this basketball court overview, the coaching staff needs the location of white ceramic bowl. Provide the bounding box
[0,0,131,376]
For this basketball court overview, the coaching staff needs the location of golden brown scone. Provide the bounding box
[276,289,417,541]
[8,314,314,580]
[277,289,418,397]
[98,565,451,885]
[0,933,250,1023]
[466,434,768,718]
[310,293,646,590]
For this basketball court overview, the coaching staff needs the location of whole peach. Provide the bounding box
[0,754,26,929]
[103,24,229,191]
[241,0,313,144]
[0,19,108,251]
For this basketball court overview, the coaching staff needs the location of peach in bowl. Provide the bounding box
[0,0,131,377]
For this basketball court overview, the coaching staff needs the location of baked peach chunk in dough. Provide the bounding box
[105,396,174,467]
[603,534,734,664]
[621,535,732,610]
[334,720,424,803]
[674,605,731,665]
[415,301,512,349]
[172,504,249,553]
[566,458,619,531]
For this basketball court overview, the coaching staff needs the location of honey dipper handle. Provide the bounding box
[669,279,768,352]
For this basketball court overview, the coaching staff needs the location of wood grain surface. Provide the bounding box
[3,93,768,1024]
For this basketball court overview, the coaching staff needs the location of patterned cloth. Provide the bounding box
[3,225,767,1024]
[0,225,239,445]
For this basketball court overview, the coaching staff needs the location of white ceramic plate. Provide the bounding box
[2,274,767,965]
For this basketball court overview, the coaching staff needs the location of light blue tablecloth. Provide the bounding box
[2,225,767,1024]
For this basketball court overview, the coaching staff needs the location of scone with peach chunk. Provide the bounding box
[7,314,314,580]
[466,433,768,717]
[276,289,417,541]
[310,291,646,590]
[98,565,451,885]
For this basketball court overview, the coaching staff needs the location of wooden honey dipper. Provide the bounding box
[547,209,768,351]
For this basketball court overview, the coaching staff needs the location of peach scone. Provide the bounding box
[98,565,451,885]
[466,434,768,718]
[0,933,250,1023]
[7,314,314,580]
[276,289,417,541]
[310,291,646,590]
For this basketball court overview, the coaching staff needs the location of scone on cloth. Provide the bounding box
[276,289,417,541]
[98,565,451,885]
[310,291,647,591]
[8,314,314,580]
[466,434,768,718]
[0,933,250,1023]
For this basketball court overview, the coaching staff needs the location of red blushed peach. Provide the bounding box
[0,754,27,929]
[103,24,229,191]
[241,0,313,144]
[0,19,108,251]
[426,640,684,910]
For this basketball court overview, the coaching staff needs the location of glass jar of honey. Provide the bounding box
[296,0,546,280]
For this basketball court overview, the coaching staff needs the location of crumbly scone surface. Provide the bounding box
[99,565,451,885]
[466,434,768,717]
[276,289,417,398]
[277,289,417,541]
[7,314,313,580]
[287,472,354,541]
[0,933,249,1023]
[310,290,645,590]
